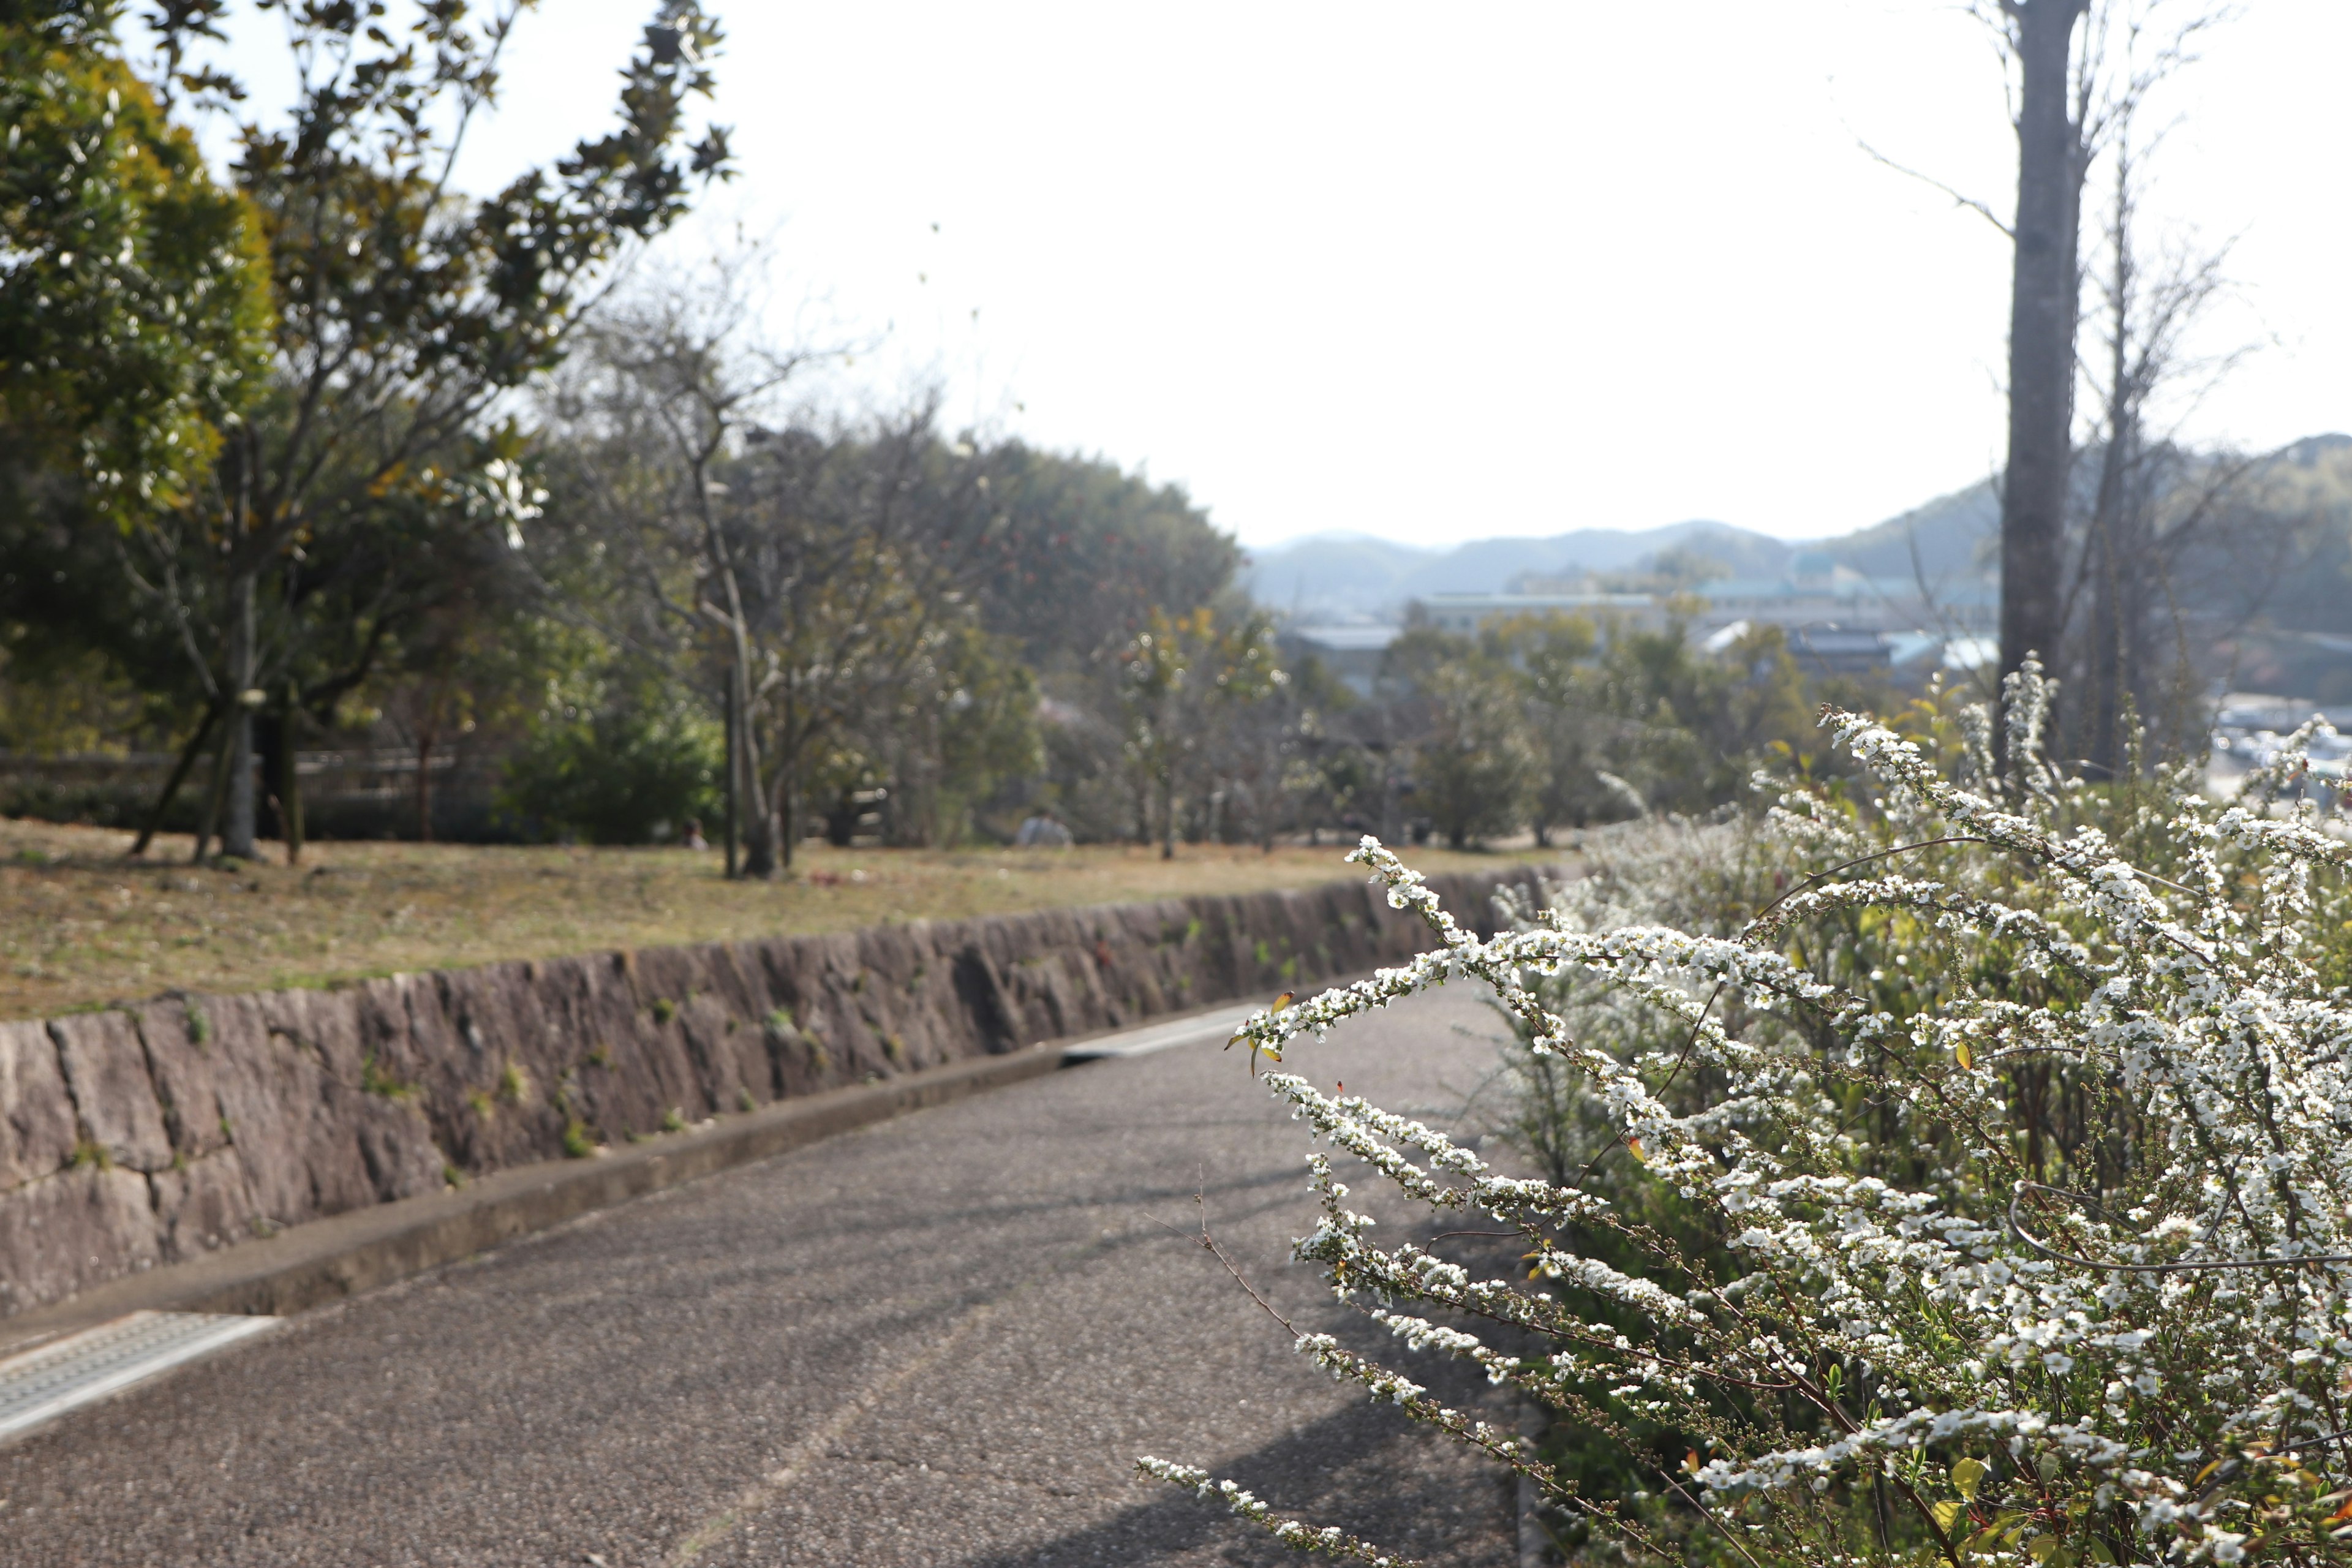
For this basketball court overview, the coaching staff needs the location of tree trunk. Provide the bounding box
[1999,0,2089,739]
[743,682,780,884]
[1158,765,1177,860]
[254,709,284,843]
[130,698,222,858]
[722,676,739,878]
[737,662,777,878]
[192,709,237,864]
[416,721,437,842]
[693,458,774,878]
[2084,137,2158,782]
[222,570,259,858]
[775,744,799,874]
[278,690,305,864]
[2084,432,2130,779]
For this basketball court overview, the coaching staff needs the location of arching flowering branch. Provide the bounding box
[1145,664,2352,1567]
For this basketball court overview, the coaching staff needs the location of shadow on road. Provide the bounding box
[957,1398,1518,1568]
[956,1247,1528,1568]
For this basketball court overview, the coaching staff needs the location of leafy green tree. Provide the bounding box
[0,1,273,824]
[968,449,1239,675]
[710,412,1014,870]
[0,0,271,526]
[1202,642,1354,851]
[1575,618,1813,815]
[915,620,1042,846]
[1118,605,1283,859]
[115,0,734,859]
[499,664,720,845]
[1493,609,1607,842]
[1382,625,1535,848]
[1479,611,1818,833]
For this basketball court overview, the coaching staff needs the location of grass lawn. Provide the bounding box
[0,817,1559,1022]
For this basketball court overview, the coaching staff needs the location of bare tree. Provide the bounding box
[1874,2,2236,746]
[562,254,822,876]
[722,409,1003,869]
[2071,114,2239,773]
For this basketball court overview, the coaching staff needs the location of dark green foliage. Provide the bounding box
[1374,611,1838,846]
[966,445,1239,671]
[0,1,272,522]
[500,677,720,845]
[1382,625,1537,847]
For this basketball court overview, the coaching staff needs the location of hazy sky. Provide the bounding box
[195,2,2352,549]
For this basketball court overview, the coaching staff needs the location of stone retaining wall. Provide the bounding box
[0,867,1537,1319]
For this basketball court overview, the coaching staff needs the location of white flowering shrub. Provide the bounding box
[1142,666,2352,1567]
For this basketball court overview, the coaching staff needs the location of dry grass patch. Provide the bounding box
[0,818,1557,1021]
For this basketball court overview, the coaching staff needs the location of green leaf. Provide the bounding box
[1933,1500,1966,1534]
[1953,1457,1988,1501]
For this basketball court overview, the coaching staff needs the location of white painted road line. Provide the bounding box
[1058,1003,1263,1061]
[0,1310,279,1444]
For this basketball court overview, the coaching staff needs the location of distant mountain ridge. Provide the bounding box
[1242,481,2004,620]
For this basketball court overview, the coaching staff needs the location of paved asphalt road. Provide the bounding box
[0,985,1524,1567]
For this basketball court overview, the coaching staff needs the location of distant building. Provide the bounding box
[1704,621,1997,680]
[1410,556,1992,646]
[1692,552,1995,637]
[1411,592,1660,636]
[1311,551,1998,692]
[1888,633,1998,676]
[1277,624,1400,696]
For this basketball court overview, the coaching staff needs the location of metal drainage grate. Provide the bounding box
[0,1310,279,1442]
[1060,1004,1258,1062]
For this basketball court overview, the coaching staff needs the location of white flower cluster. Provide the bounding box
[1131,1457,1419,1564]
[1146,666,2352,1566]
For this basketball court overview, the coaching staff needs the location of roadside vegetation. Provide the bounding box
[1164,669,2352,1566]
[0,816,1550,1021]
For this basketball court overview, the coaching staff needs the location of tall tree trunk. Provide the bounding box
[278,688,305,864]
[416,720,437,842]
[1999,0,2089,736]
[692,456,775,879]
[2084,429,2132,779]
[722,676,739,878]
[2084,159,2131,779]
[130,698,223,858]
[223,570,259,858]
[2084,133,2160,782]
[254,709,284,843]
[736,655,775,877]
[775,741,799,874]
[1159,764,1177,861]
[192,709,236,863]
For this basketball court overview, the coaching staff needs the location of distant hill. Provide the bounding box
[1237,441,2352,634]
[1244,519,1804,620]
[1820,480,2000,582]
[1240,484,2009,620]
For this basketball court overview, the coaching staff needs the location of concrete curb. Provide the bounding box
[0,1039,1074,1359]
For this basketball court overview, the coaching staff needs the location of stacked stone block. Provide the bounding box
[0,867,1534,1318]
